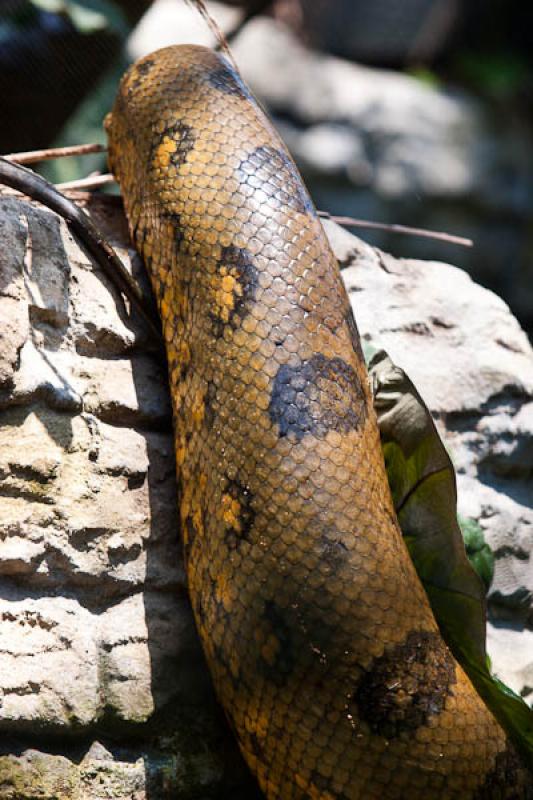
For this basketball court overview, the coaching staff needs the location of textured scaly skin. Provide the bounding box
[106,45,532,799]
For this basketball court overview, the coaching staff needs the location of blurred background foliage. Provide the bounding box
[1,0,532,338]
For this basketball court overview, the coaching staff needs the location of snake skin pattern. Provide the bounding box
[105,45,532,799]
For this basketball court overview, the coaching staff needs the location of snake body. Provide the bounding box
[106,45,532,799]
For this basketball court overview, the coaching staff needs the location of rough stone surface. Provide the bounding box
[0,192,531,795]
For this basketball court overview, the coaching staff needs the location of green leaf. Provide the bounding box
[459,515,495,590]
[368,349,533,770]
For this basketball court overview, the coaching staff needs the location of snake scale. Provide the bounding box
[105,45,532,798]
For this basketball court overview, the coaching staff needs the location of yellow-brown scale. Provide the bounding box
[106,45,532,799]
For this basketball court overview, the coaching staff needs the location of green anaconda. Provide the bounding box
[105,45,533,799]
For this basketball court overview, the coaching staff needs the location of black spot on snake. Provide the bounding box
[209,246,258,337]
[473,746,533,800]
[319,528,349,571]
[269,354,366,442]
[128,57,157,93]
[222,476,255,549]
[136,57,155,76]
[257,601,296,687]
[151,120,195,170]
[239,145,315,216]
[206,63,254,101]
[353,630,456,739]
[161,210,185,252]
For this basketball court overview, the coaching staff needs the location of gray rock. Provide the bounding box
[0,297,28,391]
[0,210,29,392]
[0,595,99,732]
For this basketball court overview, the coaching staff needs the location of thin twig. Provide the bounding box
[56,173,116,191]
[4,143,106,165]
[184,0,239,71]
[0,156,162,343]
[318,211,473,248]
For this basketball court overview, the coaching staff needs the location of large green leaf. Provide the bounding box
[368,349,533,769]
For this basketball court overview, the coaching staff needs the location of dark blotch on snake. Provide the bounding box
[206,63,254,101]
[239,145,315,216]
[269,354,366,442]
[353,630,456,739]
[473,747,533,800]
[151,120,196,170]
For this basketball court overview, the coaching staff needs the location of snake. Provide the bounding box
[105,44,533,799]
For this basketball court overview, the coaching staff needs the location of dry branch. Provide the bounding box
[318,211,473,248]
[4,143,106,165]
